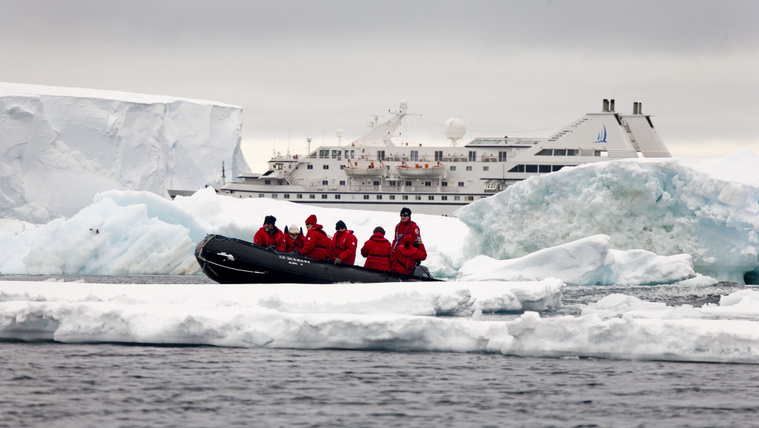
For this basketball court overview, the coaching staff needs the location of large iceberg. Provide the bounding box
[0,82,250,223]
[456,151,759,284]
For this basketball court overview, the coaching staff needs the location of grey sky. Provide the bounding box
[2,0,757,170]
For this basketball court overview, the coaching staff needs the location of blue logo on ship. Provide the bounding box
[594,125,607,143]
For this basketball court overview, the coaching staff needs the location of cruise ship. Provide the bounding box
[215,99,670,216]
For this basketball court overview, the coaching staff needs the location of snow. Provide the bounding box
[1,280,758,363]
[457,150,759,284]
[1,84,759,363]
[0,82,249,223]
[0,153,757,363]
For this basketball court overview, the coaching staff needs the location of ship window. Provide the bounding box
[272,194,278,199]
[458,182,464,187]
[466,196,475,201]
[402,195,409,200]
[454,196,461,201]
[265,180,271,185]
[309,194,316,199]
[405,181,412,186]
[466,166,472,171]
[259,194,265,198]
[435,151,443,161]
[509,165,525,173]
[424,181,431,187]
[539,165,551,173]
[376,195,382,200]
[498,151,507,162]
[377,150,385,160]
[441,195,448,201]
[450,166,456,171]
[344,150,350,159]
[297,194,303,199]
[554,149,566,156]
[319,150,329,159]
[483,166,489,172]
[323,165,329,170]
[415,195,422,200]
[307,165,314,170]
[373,181,380,186]
[284,194,290,199]
[428,196,434,201]
[468,151,477,161]
[552,165,564,171]
[335,195,341,200]
[322,194,328,199]
[410,151,419,161]
[332,150,339,158]
[442,181,448,186]
[350,150,355,158]
[537,149,552,156]
[339,180,346,185]
[340,165,345,170]
[363,195,370,200]
[526,165,538,173]
[389,195,395,200]
[567,149,578,156]
[322,180,328,185]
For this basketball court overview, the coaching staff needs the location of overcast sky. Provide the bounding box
[2,0,757,170]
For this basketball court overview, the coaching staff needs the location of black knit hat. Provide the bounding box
[264,215,276,225]
[400,207,411,216]
[335,220,347,229]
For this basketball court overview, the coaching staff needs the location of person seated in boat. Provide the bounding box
[298,214,331,260]
[276,223,305,253]
[330,220,357,265]
[253,215,282,248]
[389,234,427,275]
[392,207,421,250]
[360,226,392,271]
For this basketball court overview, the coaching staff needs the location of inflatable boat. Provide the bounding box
[195,234,440,284]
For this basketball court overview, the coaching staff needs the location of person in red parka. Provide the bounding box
[330,220,357,265]
[360,226,392,271]
[392,207,421,250]
[298,214,331,260]
[389,234,427,275]
[276,223,306,252]
[253,215,282,248]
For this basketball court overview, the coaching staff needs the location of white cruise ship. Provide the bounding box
[216,99,670,216]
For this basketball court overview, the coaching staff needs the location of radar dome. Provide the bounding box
[444,117,466,146]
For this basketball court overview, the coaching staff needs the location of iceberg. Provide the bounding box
[456,150,759,284]
[0,82,249,223]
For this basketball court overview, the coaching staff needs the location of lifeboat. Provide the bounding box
[395,161,445,178]
[344,159,386,178]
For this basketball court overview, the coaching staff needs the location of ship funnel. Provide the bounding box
[610,99,615,112]
[603,99,609,112]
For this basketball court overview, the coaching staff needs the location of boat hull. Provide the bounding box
[195,234,440,284]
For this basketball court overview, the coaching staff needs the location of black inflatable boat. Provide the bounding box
[195,234,440,284]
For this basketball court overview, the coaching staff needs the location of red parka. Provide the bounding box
[253,226,282,247]
[276,233,306,252]
[298,224,331,260]
[330,230,358,265]
[390,235,427,274]
[360,232,392,271]
[392,219,421,250]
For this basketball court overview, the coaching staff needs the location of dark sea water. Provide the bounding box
[0,276,754,427]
